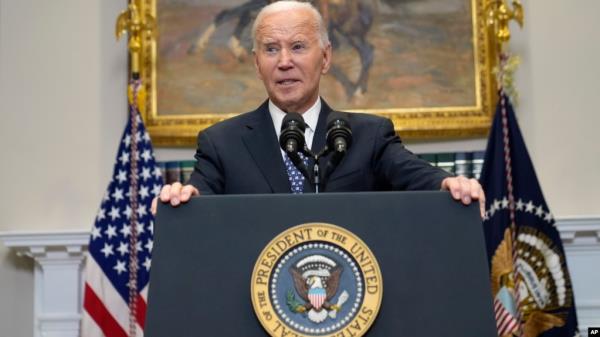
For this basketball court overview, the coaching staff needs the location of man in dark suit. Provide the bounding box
[186,99,449,194]
[153,0,485,214]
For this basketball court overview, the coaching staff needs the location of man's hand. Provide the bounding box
[151,182,200,215]
[441,176,486,218]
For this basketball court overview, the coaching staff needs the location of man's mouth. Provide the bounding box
[276,79,300,86]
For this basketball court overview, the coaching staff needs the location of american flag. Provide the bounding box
[82,107,163,337]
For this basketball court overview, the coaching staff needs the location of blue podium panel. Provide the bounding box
[147,191,496,337]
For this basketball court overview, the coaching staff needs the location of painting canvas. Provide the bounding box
[140,0,496,146]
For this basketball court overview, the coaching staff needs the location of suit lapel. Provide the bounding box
[242,101,291,193]
[313,101,357,187]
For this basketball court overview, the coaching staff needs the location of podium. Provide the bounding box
[147,191,496,337]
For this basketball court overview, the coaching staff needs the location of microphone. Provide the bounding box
[326,113,352,154]
[279,112,306,155]
[279,112,311,182]
[322,113,352,189]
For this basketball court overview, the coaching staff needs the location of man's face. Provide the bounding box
[253,9,332,113]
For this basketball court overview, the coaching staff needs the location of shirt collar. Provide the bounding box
[269,98,321,137]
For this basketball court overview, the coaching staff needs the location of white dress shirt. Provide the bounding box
[269,98,321,159]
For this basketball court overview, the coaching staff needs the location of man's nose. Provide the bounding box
[277,48,293,69]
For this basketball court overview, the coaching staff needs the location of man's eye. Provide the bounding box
[292,43,305,51]
[265,46,279,53]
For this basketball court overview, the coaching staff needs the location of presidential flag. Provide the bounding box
[82,80,163,337]
[480,93,579,337]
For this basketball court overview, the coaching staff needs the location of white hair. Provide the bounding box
[251,1,330,51]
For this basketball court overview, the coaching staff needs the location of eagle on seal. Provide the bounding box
[288,255,346,323]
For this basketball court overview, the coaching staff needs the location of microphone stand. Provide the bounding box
[302,146,335,194]
[299,146,320,194]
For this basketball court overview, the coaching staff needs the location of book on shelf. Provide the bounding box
[436,153,456,174]
[418,151,485,178]
[472,151,485,180]
[418,153,437,166]
[165,161,182,184]
[180,161,195,184]
[157,150,487,185]
[454,152,473,178]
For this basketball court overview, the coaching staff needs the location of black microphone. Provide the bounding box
[326,113,352,154]
[279,112,312,182]
[322,113,352,189]
[279,112,306,155]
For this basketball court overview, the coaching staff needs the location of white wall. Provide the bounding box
[0,246,33,337]
[511,0,600,217]
[0,0,126,335]
[0,0,127,232]
[0,0,599,335]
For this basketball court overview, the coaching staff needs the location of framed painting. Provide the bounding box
[138,0,498,147]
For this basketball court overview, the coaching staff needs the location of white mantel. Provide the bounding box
[1,218,599,336]
[0,230,89,337]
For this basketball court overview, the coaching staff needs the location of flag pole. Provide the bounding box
[116,3,156,337]
[484,1,525,335]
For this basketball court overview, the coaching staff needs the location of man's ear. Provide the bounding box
[321,43,333,74]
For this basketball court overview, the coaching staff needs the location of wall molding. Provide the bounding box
[556,216,600,239]
[1,217,598,336]
[0,229,89,256]
[555,217,600,333]
[556,216,600,252]
[0,230,89,337]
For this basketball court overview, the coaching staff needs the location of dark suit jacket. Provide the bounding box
[188,100,451,194]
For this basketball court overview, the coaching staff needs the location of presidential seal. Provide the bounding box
[251,223,382,337]
[491,227,574,337]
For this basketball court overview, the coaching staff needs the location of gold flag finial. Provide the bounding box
[485,0,524,46]
[115,2,156,75]
[485,0,524,100]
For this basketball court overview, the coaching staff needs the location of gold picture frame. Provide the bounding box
[137,0,498,147]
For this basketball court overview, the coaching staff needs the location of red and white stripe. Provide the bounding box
[309,293,326,310]
[82,255,148,337]
[494,298,519,336]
